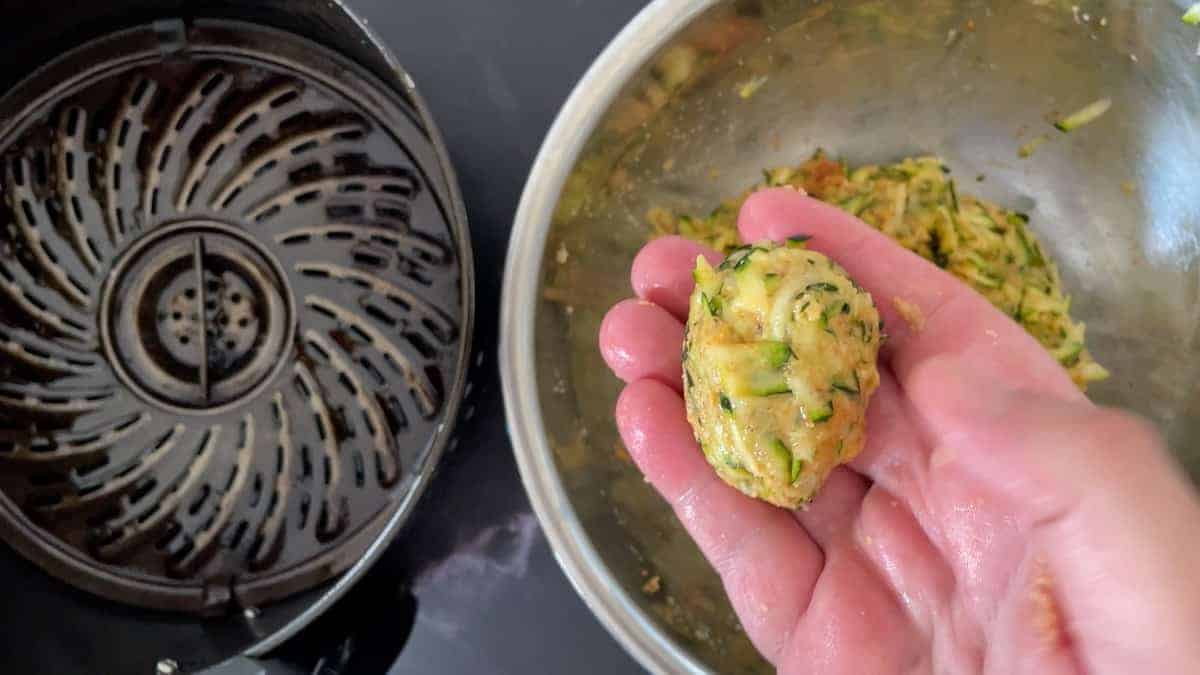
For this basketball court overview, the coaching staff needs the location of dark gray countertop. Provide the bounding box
[326,2,650,673]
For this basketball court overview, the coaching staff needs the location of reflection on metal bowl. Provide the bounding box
[502,1,1200,672]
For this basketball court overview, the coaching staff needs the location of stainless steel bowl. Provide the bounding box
[501,1,1200,672]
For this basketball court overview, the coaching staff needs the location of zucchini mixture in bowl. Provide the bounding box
[684,240,881,508]
[653,152,1108,389]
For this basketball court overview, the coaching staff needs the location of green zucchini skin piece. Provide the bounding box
[1053,98,1112,133]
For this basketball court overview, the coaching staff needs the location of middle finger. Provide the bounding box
[599,298,685,390]
[631,235,722,321]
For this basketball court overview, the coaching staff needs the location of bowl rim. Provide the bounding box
[500,0,721,673]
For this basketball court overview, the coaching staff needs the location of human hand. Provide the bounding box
[598,188,1200,674]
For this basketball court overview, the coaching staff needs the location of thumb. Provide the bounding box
[911,354,1200,671]
[906,352,1193,528]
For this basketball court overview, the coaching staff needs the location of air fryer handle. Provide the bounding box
[193,656,273,675]
[193,655,330,675]
[196,576,418,675]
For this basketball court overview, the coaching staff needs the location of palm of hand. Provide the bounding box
[599,189,1200,674]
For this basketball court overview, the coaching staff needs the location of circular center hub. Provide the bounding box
[101,221,295,412]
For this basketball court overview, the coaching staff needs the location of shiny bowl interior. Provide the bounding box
[502,1,1200,672]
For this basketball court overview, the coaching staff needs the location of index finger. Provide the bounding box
[737,188,1083,403]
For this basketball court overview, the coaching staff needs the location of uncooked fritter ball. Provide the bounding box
[682,239,882,508]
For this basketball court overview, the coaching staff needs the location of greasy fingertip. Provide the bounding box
[599,298,685,389]
[632,236,722,319]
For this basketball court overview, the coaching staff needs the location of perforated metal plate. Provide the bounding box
[0,20,468,613]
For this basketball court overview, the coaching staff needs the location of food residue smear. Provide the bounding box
[892,297,926,333]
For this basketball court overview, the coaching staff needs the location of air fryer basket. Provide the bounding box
[0,2,472,672]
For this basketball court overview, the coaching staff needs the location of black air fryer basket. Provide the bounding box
[0,2,473,672]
